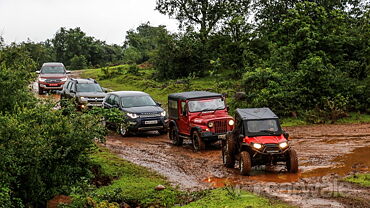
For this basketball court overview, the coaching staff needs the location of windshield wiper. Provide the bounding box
[260,130,275,135]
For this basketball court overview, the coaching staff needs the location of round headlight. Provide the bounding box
[253,143,262,149]
[228,120,234,126]
[208,122,214,128]
[279,142,288,149]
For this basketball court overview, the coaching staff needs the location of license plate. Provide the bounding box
[49,84,58,86]
[145,120,158,125]
[218,134,226,139]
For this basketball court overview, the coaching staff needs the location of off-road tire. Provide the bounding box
[119,123,129,137]
[239,151,252,176]
[38,86,44,95]
[286,149,298,173]
[169,125,183,146]
[192,131,205,151]
[222,141,235,168]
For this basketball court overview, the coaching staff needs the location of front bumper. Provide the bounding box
[200,131,228,141]
[39,83,64,90]
[126,117,169,132]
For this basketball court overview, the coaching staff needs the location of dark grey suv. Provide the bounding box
[103,91,168,136]
[61,78,106,109]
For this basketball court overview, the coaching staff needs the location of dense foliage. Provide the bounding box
[0,42,106,207]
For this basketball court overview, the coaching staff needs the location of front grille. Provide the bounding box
[214,120,227,133]
[87,97,104,103]
[139,113,161,118]
[264,143,280,153]
[46,79,61,83]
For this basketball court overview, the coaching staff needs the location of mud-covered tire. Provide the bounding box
[38,86,44,95]
[169,125,183,146]
[286,149,298,173]
[192,131,205,151]
[119,123,129,137]
[239,151,252,176]
[222,141,235,168]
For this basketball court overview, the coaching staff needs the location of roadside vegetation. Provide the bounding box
[344,174,370,187]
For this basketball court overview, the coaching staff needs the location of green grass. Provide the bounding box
[337,113,370,124]
[88,147,179,207]
[183,188,292,208]
[344,173,370,187]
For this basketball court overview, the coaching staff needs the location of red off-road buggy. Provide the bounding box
[167,91,234,151]
[222,108,298,175]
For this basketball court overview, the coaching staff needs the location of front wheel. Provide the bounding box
[192,131,205,151]
[119,123,129,137]
[239,151,252,176]
[286,149,298,173]
[222,141,235,168]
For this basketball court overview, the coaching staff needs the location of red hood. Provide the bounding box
[245,135,286,144]
[191,112,233,125]
[39,73,67,79]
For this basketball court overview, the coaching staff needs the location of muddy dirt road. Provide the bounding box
[104,124,370,208]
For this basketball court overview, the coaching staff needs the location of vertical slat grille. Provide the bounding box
[214,120,227,133]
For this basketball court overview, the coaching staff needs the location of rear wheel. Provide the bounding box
[169,125,183,146]
[192,131,205,151]
[239,151,252,176]
[286,149,298,173]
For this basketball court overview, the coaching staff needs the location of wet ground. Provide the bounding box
[104,123,370,208]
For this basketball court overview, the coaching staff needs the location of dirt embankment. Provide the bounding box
[104,123,370,208]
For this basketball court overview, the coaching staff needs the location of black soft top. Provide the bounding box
[168,91,222,100]
[236,108,278,120]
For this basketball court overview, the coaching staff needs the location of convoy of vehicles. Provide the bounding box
[38,63,298,175]
[37,62,70,95]
[167,91,234,151]
[102,91,168,136]
[60,78,106,110]
[221,108,298,175]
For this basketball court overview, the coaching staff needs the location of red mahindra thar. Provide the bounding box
[168,91,234,151]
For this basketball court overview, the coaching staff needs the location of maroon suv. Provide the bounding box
[37,62,70,94]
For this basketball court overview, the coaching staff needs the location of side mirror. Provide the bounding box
[283,132,290,140]
[227,106,230,112]
[156,102,162,107]
[36,71,40,74]
[66,71,71,74]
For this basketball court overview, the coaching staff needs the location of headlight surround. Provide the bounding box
[61,77,68,82]
[228,119,234,126]
[80,97,88,103]
[208,122,214,128]
[161,111,166,117]
[279,142,288,149]
[38,77,47,82]
[253,143,262,149]
[127,113,138,119]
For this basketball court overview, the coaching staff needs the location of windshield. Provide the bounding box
[246,120,279,133]
[41,66,66,74]
[188,98,225,112]
[120,95,156,108]
[76,83,103,92]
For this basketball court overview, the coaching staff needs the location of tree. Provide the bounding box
[156,0,250,42]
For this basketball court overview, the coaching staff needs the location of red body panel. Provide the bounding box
[176,98,234,136]
[244,134,286,144]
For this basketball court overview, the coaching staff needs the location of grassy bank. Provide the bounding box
[344,173,370,187]
[81,65,370,127]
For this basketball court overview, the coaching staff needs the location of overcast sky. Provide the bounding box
[0,0,178,45]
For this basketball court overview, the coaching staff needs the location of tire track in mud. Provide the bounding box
[104,123,370,208]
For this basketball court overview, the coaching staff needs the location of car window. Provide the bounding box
[246,120,279,133]
[106,95,114,105]
[41,66,66,74]
[76,83,103,92]
[113,96,120,106]
[181,101,186,116]
[120,95,156,108]
[168,99,178,119]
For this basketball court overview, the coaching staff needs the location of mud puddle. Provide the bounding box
[104,123,370,208]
